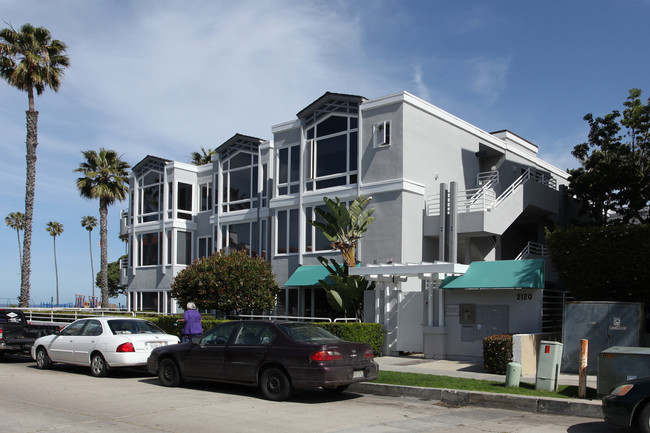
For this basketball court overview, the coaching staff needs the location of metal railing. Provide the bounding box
[515,241,549,260]
[233,314,360,323]
[16,308,137,325]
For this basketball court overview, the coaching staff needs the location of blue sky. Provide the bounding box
[1,0,649,306]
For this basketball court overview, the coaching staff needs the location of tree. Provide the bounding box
[75,148,131,308]
[95,255,127,299]
[568,89,650,224]
[1,23,69,307]
[317,257,376,318]
[171,249,280,315]
[309,195,375,267]
[190,147,216,165]
[5,211,25,268]
[81,215,98,298]
[45,221,64,306]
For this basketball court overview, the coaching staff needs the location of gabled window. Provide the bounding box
[222,151,258,212]
[137,171,163,223]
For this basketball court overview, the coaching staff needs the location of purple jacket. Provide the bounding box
[182,309,203,335]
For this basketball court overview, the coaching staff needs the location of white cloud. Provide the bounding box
[467,56,511,105]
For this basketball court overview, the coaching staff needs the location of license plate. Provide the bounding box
[146,341,165,349]
[353,370,364,379]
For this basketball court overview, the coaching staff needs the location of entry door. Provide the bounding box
[397,292,424,352]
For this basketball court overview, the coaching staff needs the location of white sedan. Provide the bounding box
[31,317,180,377]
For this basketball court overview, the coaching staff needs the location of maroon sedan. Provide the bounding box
[147,320,378,400]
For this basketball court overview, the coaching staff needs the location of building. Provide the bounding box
[120,91,577,358]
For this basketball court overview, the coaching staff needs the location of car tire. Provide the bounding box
[35,347,51,369]
[90,353,110,377]
[158,358,182,387]
[260,367,292,401]
[639,402,650,433]
[322,384,349,393]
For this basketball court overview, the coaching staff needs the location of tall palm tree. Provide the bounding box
[75,148,131,308]
[46,221,64,306]
[1,23,69,307]
[190,147,216,165]
[81,215,98,298]
[5,211,25,268]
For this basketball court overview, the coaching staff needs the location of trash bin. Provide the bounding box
[536,340,564,391]
[505,362,521,387]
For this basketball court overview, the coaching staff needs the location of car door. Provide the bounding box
[223,323,274,383]
[72,319,103,364]
[48,320,87,362]
[181,321,238,380]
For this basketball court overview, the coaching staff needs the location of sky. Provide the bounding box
[1,0,649,306]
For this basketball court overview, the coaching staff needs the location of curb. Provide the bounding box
[349,382,603,419]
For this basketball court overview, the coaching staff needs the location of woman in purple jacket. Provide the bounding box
[180,302,203,343]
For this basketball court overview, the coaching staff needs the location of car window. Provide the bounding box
[108,319,165,335]
[201,322,238,345]
[61,320,87,336]
[81,320,103,336]
[278,323,341,343]
[234,323,275,345]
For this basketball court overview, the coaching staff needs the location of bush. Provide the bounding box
[483,334,513,374]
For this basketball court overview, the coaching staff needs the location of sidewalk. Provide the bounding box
[349,355,602,419]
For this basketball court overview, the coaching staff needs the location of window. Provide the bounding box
[137,171,163,223]
[222,220,268,258]
[176,231,192,265]
[198,236,212,259]
[305,206,332,252]
[200,182,212,212]
[277,209,299,254]
[177,183,193,220]
[81,320,103,336]
[373,120,391,147]
[138,232,163,266]
[201,321,238,345]
[277,145,300,196]
[222,151,259,212]
[305,114,358,191]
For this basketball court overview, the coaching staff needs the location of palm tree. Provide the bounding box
[75,148,131,308]
[5,211,25,268]
[1,23,69,307]
[190,147,216,165]
[81,215,98,298]
[46,221,64,306]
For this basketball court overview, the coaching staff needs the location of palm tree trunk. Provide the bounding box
[53,236,59,306]
[99,200,109,308]
[16,229,22,268]
[20,110,38,307]
[88,231,95,299]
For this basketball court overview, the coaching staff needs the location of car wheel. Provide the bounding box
[260,367,292,401]
[638,402,650,433]
[322,384,350,393]
[158,358,182,387]
[90,353,110,377]
[35,347,51,369]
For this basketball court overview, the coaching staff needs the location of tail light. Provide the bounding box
[0,329,3,340]
[364,349,374,359]
[116,342,135,352]
[310,350,342,361]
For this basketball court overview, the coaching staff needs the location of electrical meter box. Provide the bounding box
[597,346,650,396]
[536,340,564,391]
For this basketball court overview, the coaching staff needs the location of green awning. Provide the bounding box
[284,265,332,287]
[440,259,544,289]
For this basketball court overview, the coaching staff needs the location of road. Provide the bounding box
[0,355,626,433]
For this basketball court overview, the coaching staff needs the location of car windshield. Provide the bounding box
[278,323,341,343]
[108,319,165,335]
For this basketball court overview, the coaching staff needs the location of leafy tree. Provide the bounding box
[309,195,375,267]
[81,216,98,298]
[171,249,280,315]
[45,221,64,305]
[75,148,131,308]
[317,257,376,318]
[5,211,25,267]
[568,89,650,224]
[0,23,70,307]
[95,255,127,299]
[190,147,216,165]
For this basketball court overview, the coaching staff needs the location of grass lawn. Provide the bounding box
[376,370,598,399]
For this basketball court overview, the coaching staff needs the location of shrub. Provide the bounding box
[483,334,513,374]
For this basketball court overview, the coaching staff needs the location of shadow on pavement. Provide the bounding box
[568,421,629,432]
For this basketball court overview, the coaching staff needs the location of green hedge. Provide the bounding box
[146,316,384,354]
[483,334,513,374]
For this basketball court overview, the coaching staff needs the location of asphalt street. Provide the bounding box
[0,355,625,433]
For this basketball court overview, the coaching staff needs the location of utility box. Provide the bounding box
[597,346,650,396]
[562,301,643,374]
[536,340,563,392]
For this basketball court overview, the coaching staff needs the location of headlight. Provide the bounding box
[610,384,634,396]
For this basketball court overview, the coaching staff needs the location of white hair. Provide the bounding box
[186,302,197,310]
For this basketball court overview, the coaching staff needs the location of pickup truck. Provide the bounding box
[0,309,62,356]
